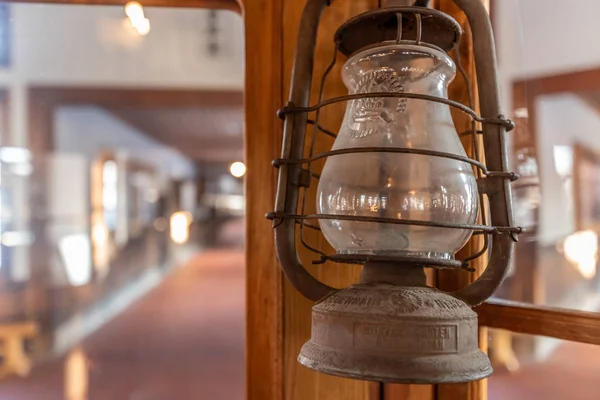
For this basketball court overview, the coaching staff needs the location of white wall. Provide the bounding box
[46,154,90,286]
[2,4,244,88]
[496,0,600,111]
[1,4,244,147]
[535,94,600,245]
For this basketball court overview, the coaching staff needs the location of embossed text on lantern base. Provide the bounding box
[298,263,490,384]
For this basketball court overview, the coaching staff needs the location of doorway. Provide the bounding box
[0,4,246,399]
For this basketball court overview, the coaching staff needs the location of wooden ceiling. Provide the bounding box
[29,87,243,164]
[106,105,243,163]
[579,91,600,117]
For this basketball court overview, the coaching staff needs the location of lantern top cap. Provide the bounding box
[334,6,463,57]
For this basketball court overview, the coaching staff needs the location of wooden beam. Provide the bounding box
[244,0,284,398]
[477,299,600,345]
[105,107,243,162]
[0,90,9,146]
[245,0,407,399]
[514,67,600,97]
[280,2,375,400]
[7,0,241,12]
[385,384,434,400]
[434,1,489,400]
[29,87,242,109]
[27,87,243,156]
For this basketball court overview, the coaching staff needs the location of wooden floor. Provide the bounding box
[0,228,599,399]
[489,339,600,400]
[0,248,245,400]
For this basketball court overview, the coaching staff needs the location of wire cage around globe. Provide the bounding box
[268,5,519,273]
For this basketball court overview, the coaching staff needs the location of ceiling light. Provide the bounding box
[229,161,246,178]
[125,1,144,20]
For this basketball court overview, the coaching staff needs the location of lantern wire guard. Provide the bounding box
[267,0,522,384]
[268,3,520,300]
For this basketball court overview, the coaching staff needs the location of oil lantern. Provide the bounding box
[267,0,521,384]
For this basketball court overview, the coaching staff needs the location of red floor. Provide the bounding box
[0,249,245,400]
[489,339,600,400]
[2,244,599,399]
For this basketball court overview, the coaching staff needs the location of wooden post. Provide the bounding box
[0,322,38,377]
[245,0,379,399]
[434,1,489,400]
[245,1,489,399]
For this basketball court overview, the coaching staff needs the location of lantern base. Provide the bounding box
[299,343,491,384]
[298,265,492,384]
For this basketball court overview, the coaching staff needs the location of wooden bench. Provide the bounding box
[0,321,39,377]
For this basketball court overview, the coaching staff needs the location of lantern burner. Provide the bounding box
[334,6,463,57]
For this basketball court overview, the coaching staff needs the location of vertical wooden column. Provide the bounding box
[280,1,379,399]
[245,0,488,399]
[26,92,54,353]
[0,90,9,146]
[434,1,489,400]
[245,0,380,399]
[507,79,540,361]
[244,0,284,398]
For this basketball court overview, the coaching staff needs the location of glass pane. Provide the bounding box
[493,1,600,312]
[488,329,600,400]
[0,3,245,399]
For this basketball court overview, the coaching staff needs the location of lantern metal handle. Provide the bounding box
[447,0,514,306]
[273,0,337,302]
[273,0,514,305]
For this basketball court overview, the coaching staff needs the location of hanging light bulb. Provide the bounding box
[124,1,144,20]
[229,161,247,178]
[124,1,150,36]
[132,17,150,36]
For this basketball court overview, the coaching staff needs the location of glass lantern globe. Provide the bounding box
[317,44,479,261]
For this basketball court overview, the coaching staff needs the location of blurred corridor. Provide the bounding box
[0,4,246,399]
[0,247,245,400]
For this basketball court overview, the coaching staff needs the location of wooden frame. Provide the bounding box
[573,143,600,232]
[242,1,283,399]
[249,1,492,400]
[478,299,600,345]
[0,89,9,145]
[478,68,600,341]
[28,87,242,157]
[9,0,240,11]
